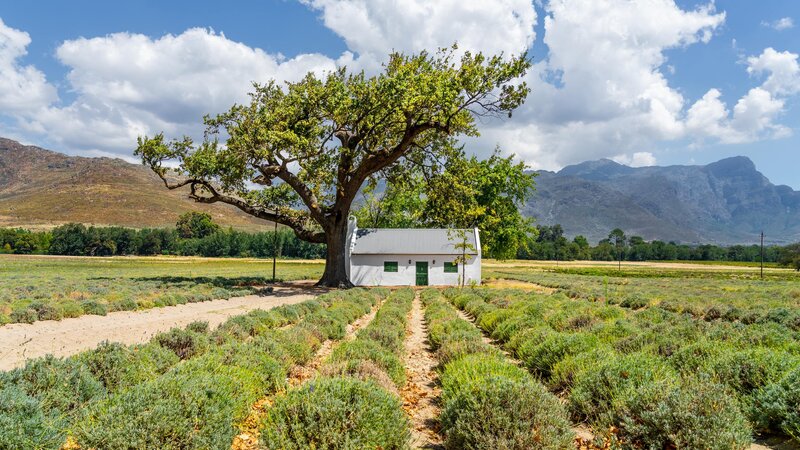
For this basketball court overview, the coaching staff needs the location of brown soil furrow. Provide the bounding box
[402,294,444,449]
[231,299,382,450]
[454,308,521,366]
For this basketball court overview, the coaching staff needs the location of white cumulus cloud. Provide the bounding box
[2,1,800,169]
[686,48,799,144]
[1,26,340,155]
[0,18,57,114]
[301,0,537,71]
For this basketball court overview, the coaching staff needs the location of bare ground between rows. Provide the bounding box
[231,299,383,450]
[0,282,328,371]
[401,294,444,449]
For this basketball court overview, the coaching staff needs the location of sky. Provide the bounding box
[1,0,799,188]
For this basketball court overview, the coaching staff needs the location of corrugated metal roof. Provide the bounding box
[351,228,478,255]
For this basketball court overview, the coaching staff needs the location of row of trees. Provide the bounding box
[4,216,798,270]
[519,224,798,267]
[0,212,325,259]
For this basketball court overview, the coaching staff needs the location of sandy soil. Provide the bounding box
[402,295,444,449]
[0,284,326,371]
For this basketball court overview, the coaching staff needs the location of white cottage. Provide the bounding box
[344,219,481,286]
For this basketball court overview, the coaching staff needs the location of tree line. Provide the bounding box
[0,212,325,259]
[519,224,800,269]
[2,214,798,270]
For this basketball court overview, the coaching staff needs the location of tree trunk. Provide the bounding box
[316,219,354,288]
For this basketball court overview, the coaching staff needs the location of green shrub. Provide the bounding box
[518,332,599,380]
[330,339,405,386]
[154,327,209,360]
[185,320,210,334]
[28,302,62,321]
[570,353,676,422]
[10,308,37,324]
[5,355,104,415]
[72,366,263,450]
[80,300,108,316]
[620,294,648,309]
[260,377,410,450]
[440,355,572,450]
[751,366,800,437]
[110,297,137,312]
[78,341,179,391]
[616,377,751,449]
[58,301,84,318]
[0,385,62,450]
[437,338,497,366]
[359,325,405,353]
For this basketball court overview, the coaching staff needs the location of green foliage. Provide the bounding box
[615,377,751,449]
[260,377,410,450]
[424,290,572,449]
[440,355,572,450]
[779,243,800,271]
[4,355,104,416]
[154,327,211,360]
[175,211,220,239]
[72,366,263,450]
[330,339,405,386]
[0,385,62,450]
[80,300,108,316]
[78,341,179,392]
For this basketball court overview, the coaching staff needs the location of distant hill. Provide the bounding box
[527,157,800,245]
[0,138,272,231]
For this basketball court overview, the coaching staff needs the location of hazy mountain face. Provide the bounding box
[525,157,800,245]
[0,138,273,231]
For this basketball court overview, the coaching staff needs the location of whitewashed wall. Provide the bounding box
[349,254,481,286]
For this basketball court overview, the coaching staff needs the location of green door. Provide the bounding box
[415,261,429,286]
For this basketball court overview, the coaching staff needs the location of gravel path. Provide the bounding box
[0,284,324,371]
[402,294,444,449]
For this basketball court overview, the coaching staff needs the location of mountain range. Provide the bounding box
[0,138,270,231]
[1,137,797,245]
[527,157,800,245]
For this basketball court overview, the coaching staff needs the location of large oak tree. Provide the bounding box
[136,48,530,287]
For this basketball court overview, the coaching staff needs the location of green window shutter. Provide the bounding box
[444,262,458,273]
[384,261,398,272]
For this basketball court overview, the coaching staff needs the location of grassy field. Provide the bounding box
[0,255,324,325]
[485,261,800,320]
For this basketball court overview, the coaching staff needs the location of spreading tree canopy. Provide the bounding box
[354,150,535,259]
[136,47,531,286]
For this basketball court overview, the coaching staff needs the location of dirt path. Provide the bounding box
[401,294,444,449]
[232,299,382,450]
[0,285,324,371]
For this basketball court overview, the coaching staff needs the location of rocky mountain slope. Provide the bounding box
[527,157,800,245]
[0,138,271,231]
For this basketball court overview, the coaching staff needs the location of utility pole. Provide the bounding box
[272,219,278,283]
[760,231,764,280]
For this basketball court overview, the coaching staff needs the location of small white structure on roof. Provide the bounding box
[345,219,481,286]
